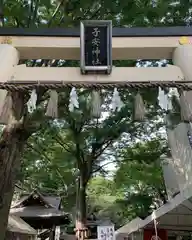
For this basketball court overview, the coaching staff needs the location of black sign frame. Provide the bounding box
[80,20,112,74]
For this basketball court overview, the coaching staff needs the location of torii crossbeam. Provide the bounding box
[0,26,191,88]
[0,26,191,60]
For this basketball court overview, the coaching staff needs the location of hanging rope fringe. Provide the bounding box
[134,92,146,121]
[180,91,192,121]
[1,82,192,91]
[91,90,102,118]
[27,89,37,113]
[69,87,79,112]
[45,90,58,118]
[111,87,124,112]
[2,81,192,122]
[0,92,13,124]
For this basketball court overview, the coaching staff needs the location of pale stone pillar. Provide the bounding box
[162,159,180,200]
[173,45,192,81]
[172,45,192,191]
[166,123,192,192]
[0,44,20,124]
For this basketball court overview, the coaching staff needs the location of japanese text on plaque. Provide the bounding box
[84,26,108,67]
[91,27,101,65]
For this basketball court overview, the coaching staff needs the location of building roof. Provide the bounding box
[10,190,70,229]
[10,206,68,218]
[44,196,61,209]
[116,185,192,236]
[7,214,37,235]
[11,190,61,209]
[115,218,143,236]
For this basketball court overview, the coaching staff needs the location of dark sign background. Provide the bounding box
[84,26,108,66]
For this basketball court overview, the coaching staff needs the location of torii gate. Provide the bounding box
[0,23,191,88]
[0,22,191,121]
[1,21,192,240]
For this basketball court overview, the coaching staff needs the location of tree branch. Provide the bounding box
[94,139,114,159]
[26,142,67,189]
[46,122,76,155]
[47,0,65,27]
[86,139,114,179]
[53,134,73,153]
[13,17,25,27]
[32,0,40,24]
[91,160,117,174]
[0,0,4,27]
[14,184,23,190]
[27,0,34,27]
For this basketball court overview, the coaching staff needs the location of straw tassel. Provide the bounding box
[45,90,58,118]
[180,91,192,121]
[134,92,146,121]
[91,90,102,118]
[0,91,13,124]
[86,94,92,110]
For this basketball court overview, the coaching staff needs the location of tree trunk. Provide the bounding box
[78,177,87,225]
[0,124,28,239]
[75,175,88,240]
[0,91,31,239]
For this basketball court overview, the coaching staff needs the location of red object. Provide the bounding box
[144,229,167,240]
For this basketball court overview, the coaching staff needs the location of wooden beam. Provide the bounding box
[0,26,191,59]
[12,65,184,83]
[0,36,182,60]
[0,26,192,37]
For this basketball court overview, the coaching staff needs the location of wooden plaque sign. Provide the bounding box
[97,225,115,240]
[80,20,112,74]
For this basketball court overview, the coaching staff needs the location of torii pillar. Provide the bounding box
[173,44,192,123]
[0,44,20,240]
[0,44,20,124]
[173,44,192,124]
[173,45,192,82]
[169,45,192,191]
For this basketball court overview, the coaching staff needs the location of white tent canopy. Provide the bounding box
[116,186,192,237]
